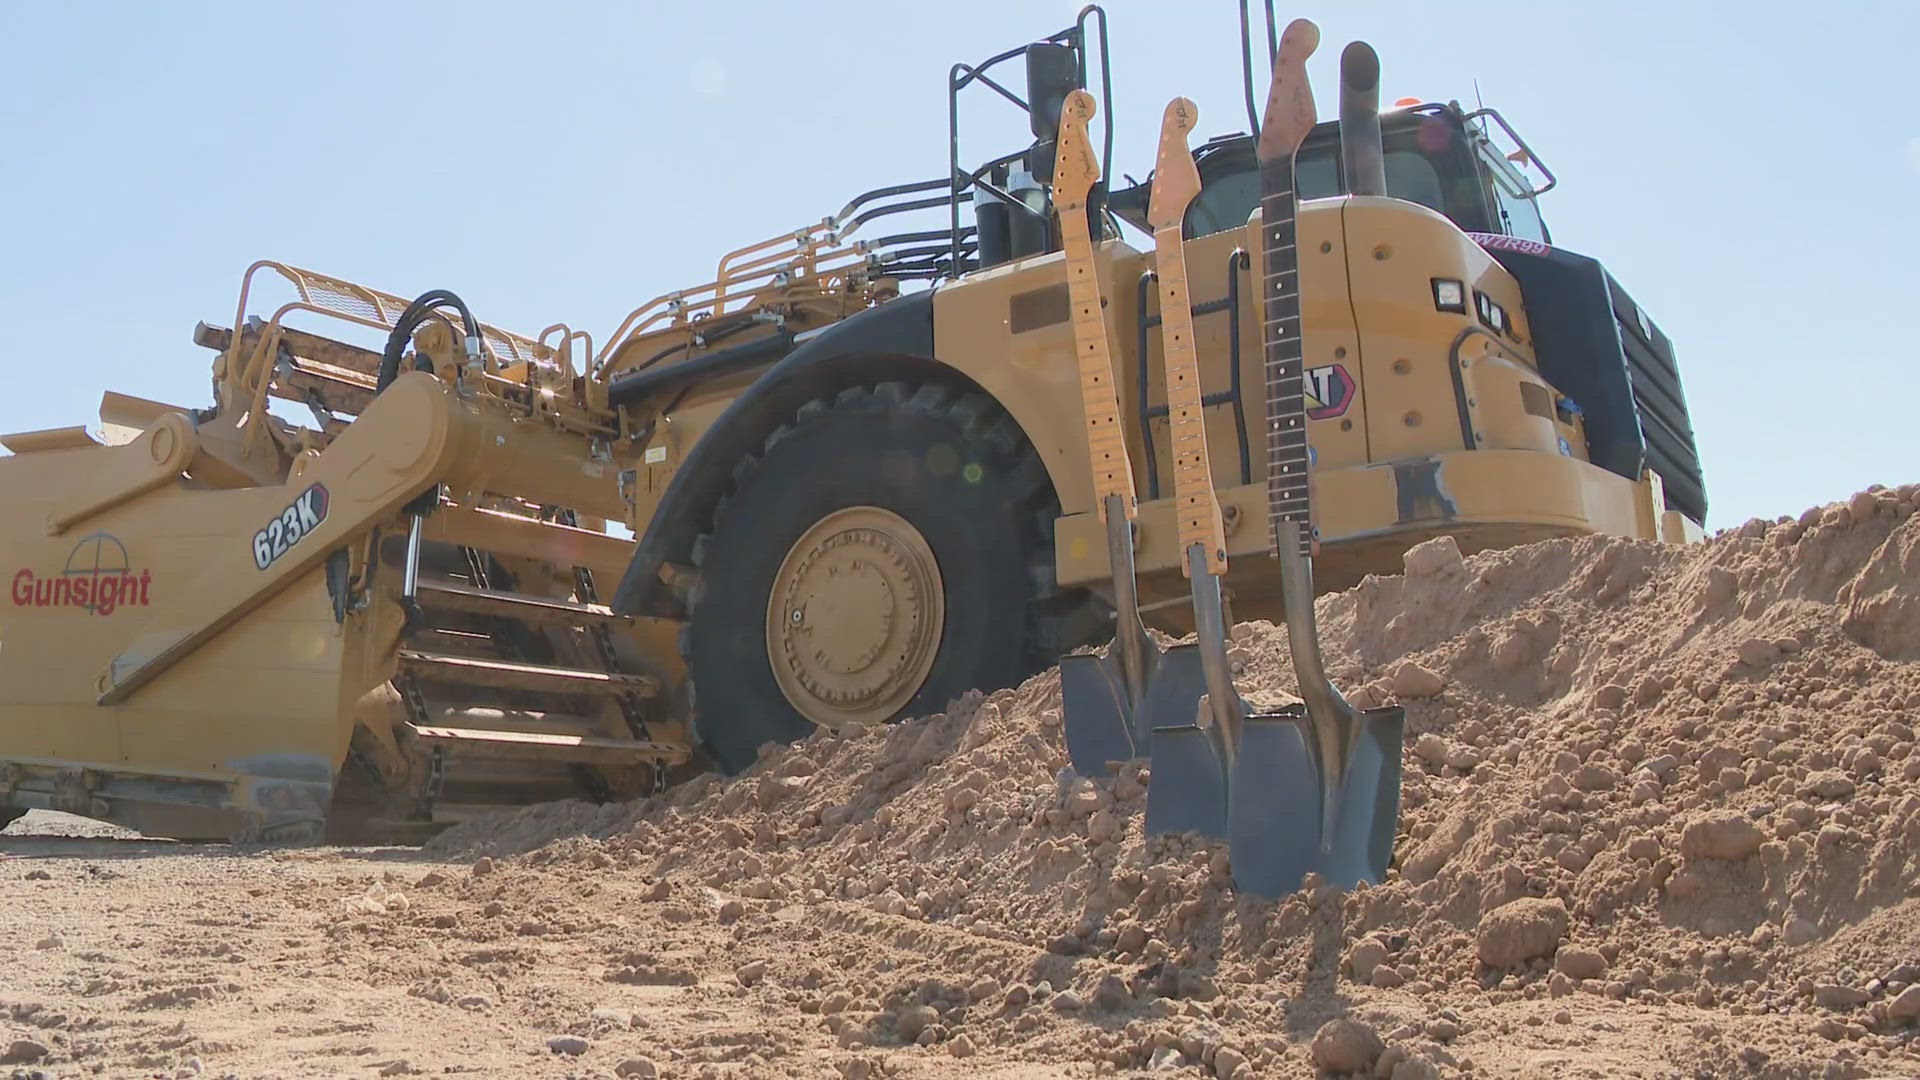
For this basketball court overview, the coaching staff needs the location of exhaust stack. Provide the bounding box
[1339,41,1387,197]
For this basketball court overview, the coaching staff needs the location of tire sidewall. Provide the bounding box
[686,393,1040,772]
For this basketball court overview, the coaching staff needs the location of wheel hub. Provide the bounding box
[767,507,944,729]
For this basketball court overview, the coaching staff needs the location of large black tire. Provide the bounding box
[682,381,1098,773]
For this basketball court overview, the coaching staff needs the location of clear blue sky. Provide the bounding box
[3,0,1914,533]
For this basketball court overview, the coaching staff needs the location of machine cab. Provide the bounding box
[1108,101,1554,245]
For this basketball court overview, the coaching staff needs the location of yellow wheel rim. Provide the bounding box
[766,506,944,729]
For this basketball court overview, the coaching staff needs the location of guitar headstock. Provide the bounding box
[1256,17,1320,164]
[1145,96,1201,231]
[1053,88,1101,213]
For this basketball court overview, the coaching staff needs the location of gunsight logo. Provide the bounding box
[10,532,152,616]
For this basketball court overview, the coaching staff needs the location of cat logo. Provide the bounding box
[1305,363,1355,420]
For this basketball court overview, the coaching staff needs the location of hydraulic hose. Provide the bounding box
[375,289,484,392]
[371,288,485,523]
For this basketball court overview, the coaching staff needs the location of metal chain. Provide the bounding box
[554,506,664,799]
[345,739,381,790]
[397,674,443,819]
[573,562,653,743]
[424,745,447,805]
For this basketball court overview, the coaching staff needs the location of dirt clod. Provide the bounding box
[1477,897,1569,969]
[1311,1018,1383,1072]
[1392,660,1446,698]
[1,1041,48,1065]
[1555,946,1608,980]
[1680,810,1766,860]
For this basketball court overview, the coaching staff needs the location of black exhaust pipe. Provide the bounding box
[1339,41,1387,197]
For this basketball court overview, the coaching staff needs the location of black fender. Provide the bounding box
[611,288,975,619]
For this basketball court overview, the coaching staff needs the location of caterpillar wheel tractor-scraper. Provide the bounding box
[0,1,1707,849]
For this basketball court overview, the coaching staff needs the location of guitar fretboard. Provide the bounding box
[1152,223,1227,576]
[1259,155,1311,560]
[1058,208,1135,520]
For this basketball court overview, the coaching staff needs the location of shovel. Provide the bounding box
[1051,89,1164,778]
[1226,20,1405,893]
[1141,22,1406,895]
[1096,93,1236,841]
[1230,514,1404,892]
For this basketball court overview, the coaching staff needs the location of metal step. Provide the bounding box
[424,506,633,588]
[397,651,660,697]
[414,626,506,659]
[415,578,630,626]
[404,723,685,766]
[428,706,611,738]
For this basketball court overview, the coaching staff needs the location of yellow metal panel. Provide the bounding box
[0,427,102,453]
[1056,448,1663,590]
[0,477,348,787]
[1459,349,1575,457]
[1340,196,1537,462]
[113,572,346,776]
[1663,509,1706,544]
[934,243,1147,517]
[936,202,1371,524]
[1184,208,1368,487]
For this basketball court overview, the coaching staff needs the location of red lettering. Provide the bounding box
[12,561,153,613]
[116,576,136,614]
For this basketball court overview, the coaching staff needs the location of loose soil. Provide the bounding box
[6,484,1920,1079]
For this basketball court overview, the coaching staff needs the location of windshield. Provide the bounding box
[1300,141,1446,213]
[1184,138,1452,238]
[1180,110,1500,240]
[1479,143,1549,243]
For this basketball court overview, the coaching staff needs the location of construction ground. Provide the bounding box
[4,483,1920,1080]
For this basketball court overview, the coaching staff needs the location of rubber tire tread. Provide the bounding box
[683,381,1092,773]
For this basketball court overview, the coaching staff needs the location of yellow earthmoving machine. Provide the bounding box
[0,2,1706,847]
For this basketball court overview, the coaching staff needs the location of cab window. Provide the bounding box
[1184,141,1445,238]
[1175,110,1507,240]
[1184,167,1263,238]
[1294,142,1444,213]
[1481,146,1548,243]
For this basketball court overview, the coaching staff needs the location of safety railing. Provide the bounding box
[220,261,564,453]
[589,224,875,383]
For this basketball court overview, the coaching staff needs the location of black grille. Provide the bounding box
[1469,234,1708,528]
[1606,275,1707,524]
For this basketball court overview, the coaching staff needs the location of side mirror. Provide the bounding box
[1026,42,1080,141]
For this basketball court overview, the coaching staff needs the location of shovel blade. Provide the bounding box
[1140,644,1228,840]
[1061,651,1138,777]
[1228,704,1406,896]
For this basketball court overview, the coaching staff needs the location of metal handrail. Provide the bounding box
[945,5,1111,279]
[1463,107,1557,198]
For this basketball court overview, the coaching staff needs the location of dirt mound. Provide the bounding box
[424,483,1920,1077]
